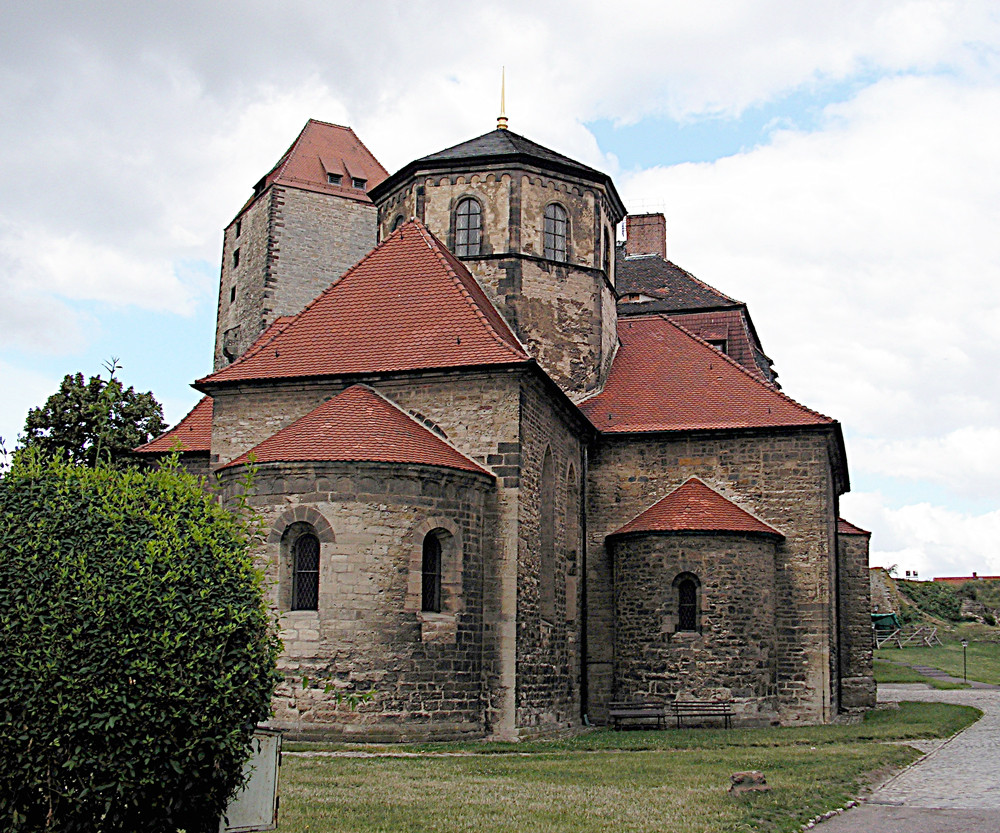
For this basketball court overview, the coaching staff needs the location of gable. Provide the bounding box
[198,221,530,388]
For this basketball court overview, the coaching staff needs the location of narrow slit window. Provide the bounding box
[543,204,568,262]
[232,248,240,269]
[292,533,320,610]
[454,198,482,257]
[677,576,698,632]
[422,534,442,613]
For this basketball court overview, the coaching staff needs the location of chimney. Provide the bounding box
[624,213,666,259]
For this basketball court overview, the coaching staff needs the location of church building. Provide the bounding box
[138,116,875,740]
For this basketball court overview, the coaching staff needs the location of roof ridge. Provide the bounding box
[661,315,834,424]
[270,122,310,184]
[414,222,529,361]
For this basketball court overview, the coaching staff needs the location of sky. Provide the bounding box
[2,1,998,579]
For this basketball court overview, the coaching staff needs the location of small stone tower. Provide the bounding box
[370,128,626,397]
[213,120,388,369]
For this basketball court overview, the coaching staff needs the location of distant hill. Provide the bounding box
[872,570,999,627]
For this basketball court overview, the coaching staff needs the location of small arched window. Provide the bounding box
[454,198,482,257]
[292,533,320,610]
[391,215,405,232]
[421,533,443,613]
[543,203,568,262]
[674,572,700,632]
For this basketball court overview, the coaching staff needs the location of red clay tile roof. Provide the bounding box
[579,315,833,434]
[838,518,871,536]
[247,119,388,208]
[135,396,213,454]
[221,384,491,476]
[610,477,783,538]
[198,221,529,387]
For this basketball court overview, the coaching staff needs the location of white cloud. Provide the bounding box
[842,491,1000,578]
[0,361,61,449]
[622,74,1000,451]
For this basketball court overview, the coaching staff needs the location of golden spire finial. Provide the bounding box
[497,66,508,130]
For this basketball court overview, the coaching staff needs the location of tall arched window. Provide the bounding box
[421,532,443,613]
[543,203,568,262]
[539,449,557,622]
[455,198,482,257]
[674,572,700,632]
[292,533,320,610]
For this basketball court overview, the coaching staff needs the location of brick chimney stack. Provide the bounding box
[624,213,666,259]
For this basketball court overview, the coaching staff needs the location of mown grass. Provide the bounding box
[875,628,1000,686]
[874,659,968,689]
[276,702,979,833]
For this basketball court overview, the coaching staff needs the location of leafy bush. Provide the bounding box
[0,453,281,832]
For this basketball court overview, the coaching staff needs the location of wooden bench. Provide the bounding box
[608,700,667,730]
[672,699,732,729]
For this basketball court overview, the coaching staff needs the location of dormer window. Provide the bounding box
[706,339,728,355]
[327,173,343,186]
[351,177,367,190]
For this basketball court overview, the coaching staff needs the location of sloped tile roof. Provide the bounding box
[579,315,833,434]
[135,396,212,454]
[838,518,871,536]
[221,384,491,476]
[610,477,783,538]
[249,119,388,207]
[198,221,530,387]
[616,248,740,312]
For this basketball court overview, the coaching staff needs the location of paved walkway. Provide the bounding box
[818,683,1000,832]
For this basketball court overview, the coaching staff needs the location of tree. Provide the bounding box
[19,360,166,467]
[0,452,281,833]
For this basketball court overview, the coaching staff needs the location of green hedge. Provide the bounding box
[0,454,281,832]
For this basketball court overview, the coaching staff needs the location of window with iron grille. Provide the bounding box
[422,534,442,613]
[676,575,699,632]
[292,533,320,610]
[543,203,568,262]
[454,198,482,257]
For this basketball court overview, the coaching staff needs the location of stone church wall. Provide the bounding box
[214,186,377,369]
[610,532,779,723]
[219,460,494,741]
[838,531,876,709]
[586,428,840,725]
[513,374,587,734]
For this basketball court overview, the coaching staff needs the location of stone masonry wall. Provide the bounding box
[587,428,840,725]
[213,186,376,370]
[514,374,587,735]
[219,460,494,741]
[838,531,876,709]
[610,532,779,723]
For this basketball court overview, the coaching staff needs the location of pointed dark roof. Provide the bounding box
[135,396,213,454]
[197,221,530,387]
[609,477,783,539]
[616,247,741,312]
[579,315,833,434]
[220,385,490,476]
[371,129,625,219]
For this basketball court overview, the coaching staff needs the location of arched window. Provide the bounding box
[391,214,405,231]
[674,572,700,632]
[292,533,320,610]
[539,449,557,622]
[421,532,443,613]
[543,203,568,262]
[454,198,482,257]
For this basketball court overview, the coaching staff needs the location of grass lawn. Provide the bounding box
[875,627,1000,686]
[276,702,979,833]
[873,659,968,689]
